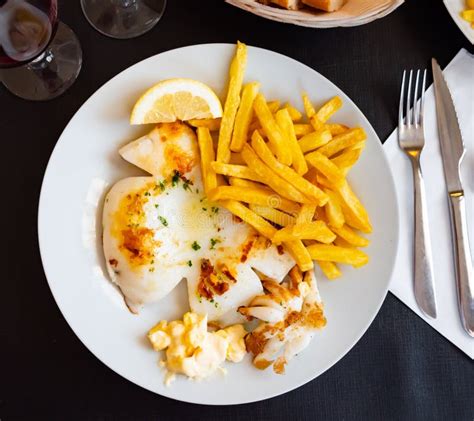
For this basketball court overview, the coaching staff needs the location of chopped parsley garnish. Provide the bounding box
[202,207,207,211]
[197,294,202,303]
[171,171,181,186]
[187,260,193,267]
[195,188,200,194]
[144,191,151,197]
[211,206,219,214]
[157,181,166,191]
[158,216,168,227]
[210,298,215,303]
[214,302,219,308]
[191,241,201,251]
[149,267,155,272]
[154,204,159,209]
[210,238,220,250]
[182,180,191,191]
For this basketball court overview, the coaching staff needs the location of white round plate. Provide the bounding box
[38,44,399,405]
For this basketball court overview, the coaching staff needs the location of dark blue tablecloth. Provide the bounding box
[1,0,473,419]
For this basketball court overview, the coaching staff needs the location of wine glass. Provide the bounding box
[0,0,82,101]
[81,0,166,39]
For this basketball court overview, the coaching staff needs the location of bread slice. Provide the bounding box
[302,0,346,12]
[259,0,302,10]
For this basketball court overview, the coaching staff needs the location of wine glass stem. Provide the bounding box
[28,49,55,70]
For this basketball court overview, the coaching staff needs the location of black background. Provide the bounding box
[1,0,473,419]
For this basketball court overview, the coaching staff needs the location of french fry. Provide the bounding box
[298,129,332,153]
[209,185,298,214]
[317,261,342,280]
[227,179,301,218]
[275,108,308,175]
[305,150,345,184]
[294,124,313,137]
[253,94,291,165]
[230,82,260,152]
[233,181,300,215]
[188,118,221,131]
[332,225,369,247]
[333,236,355,248]
[197,127,217,194]
[302,93,316,118]
[324,188,345,229]
[315,174,333,190]
[272,221,336,244]
[325,123,349,136]
[250,132,328,205]
[217,41,247,163]
[267,100,280,113]
[241,144,310,203]
[211,162,262,182]
[317,128,367,158]
[221,200,276,240]
[284,240,314,271]
[249,204,296,226]
[349,140,366,151]
[296,204,316,224]
[283,103,303,121]
[291,221,336,244]
[306,243,369,267]
[229,177,266,190]
[333,180,372,233]
[461,9,474,22]
[331,148,363,175]
[310,96,343,131]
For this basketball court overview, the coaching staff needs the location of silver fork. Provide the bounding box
[398,69,438,319]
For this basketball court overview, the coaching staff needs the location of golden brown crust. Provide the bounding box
[273,356,287,374]
[254,358,274,370]
[259,0,302,9]
[302,0,346,12]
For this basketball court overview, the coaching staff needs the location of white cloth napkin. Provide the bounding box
[384,49,474,359]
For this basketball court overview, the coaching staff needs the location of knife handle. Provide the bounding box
[411,156,437,318]
[449,194,474,337]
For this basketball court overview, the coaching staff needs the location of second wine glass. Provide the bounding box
[81,0,166,39]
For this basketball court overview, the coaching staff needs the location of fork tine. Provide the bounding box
[398,70,406,127]
[406,70,413,126]
[413,70,420,127]
[419,69,427,125]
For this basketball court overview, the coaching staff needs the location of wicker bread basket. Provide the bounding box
[226,0,404,28]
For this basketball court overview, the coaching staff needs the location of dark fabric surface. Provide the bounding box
[1,0,473,419]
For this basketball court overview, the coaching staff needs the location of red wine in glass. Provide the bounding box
[0,0,81,100]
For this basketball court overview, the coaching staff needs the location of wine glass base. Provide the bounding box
[0,22,82,101]
[81,0,166,39]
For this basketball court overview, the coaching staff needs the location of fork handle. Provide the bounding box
[410,155,437,318]
[449,194,474,336]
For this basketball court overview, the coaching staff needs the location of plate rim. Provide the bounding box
[38,42,400,405]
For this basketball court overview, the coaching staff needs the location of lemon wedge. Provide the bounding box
[130,78,223,125]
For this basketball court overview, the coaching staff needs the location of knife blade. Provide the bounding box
[432,58,474,337]
[431,59,465,193]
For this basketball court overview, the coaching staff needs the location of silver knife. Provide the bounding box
[432,58,474,337]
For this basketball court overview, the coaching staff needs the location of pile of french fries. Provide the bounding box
[190,41,372,280]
